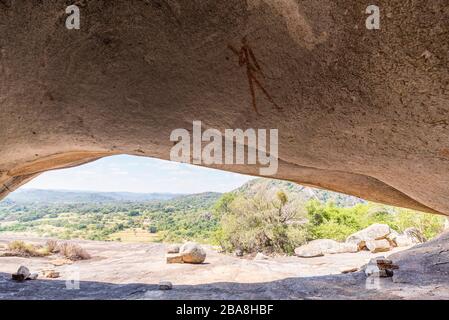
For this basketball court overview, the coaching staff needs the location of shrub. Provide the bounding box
[393,208,445,239]
[58,242,91,261]
[7,240,49,257]
[305,200,446,242]
[45,239,59,253]
[215,190,307,254]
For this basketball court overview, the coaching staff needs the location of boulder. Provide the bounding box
[395,235,414,247]
[395,228,425,247]
[385,230,399,247]
[179,242,206,264]
[295,239,334,257]
[17,265,30,278]
[295,239,342,257]
[11,265,31,281]
[404,227,426,243]
[346,224,391,249]
[167,244,180,254]
[365,239,392,253]
[327,242,359,254]
[295,239,360,258]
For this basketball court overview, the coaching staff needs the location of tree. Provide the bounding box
[215,189,307,254]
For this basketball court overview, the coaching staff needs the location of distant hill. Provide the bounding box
[3,179,364,208]
[234,178,365,207]
[4,189,183,204]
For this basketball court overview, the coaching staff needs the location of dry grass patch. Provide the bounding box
[57,242,91,261]
[1,240,91,261]
[6,240,49,257]
[45,239,59,253]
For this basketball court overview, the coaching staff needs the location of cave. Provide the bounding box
[1,1,448,216]
[0,0,448,302]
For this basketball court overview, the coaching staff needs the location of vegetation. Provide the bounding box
[6,240,49,257]
[4,239,90,260]
[57,241,91,261]
[0,179,446,256]
[213,182,446,254]
[305,200,445,241]
[214,191,307,254]
[0,192,221,243]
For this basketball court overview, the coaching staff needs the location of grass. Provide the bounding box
[7,240,49,257]
[57,241,91,261]
[4,239,91,261]
[108,228,162,243]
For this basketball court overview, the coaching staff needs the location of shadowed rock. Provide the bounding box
[0,1,447,216]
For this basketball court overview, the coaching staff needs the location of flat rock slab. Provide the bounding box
[0,234,448,299]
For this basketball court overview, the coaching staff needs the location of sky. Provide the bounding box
[21,155,253,194]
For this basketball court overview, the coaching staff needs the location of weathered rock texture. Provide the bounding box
[2,234,449,299]
[0,1,448,215]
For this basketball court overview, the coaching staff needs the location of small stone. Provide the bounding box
[43,270,60,278]
[158,281,173,290]
[234,249,243,257]
[254,252,269,260]
[166,244,180,254]
[341,267,358,274]
[27,273,38,280]
[11,273,26,281]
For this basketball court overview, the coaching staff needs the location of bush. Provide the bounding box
[215,190,307,254]
[45,239,59,253]
[393,208,445,239]
[305,200,446,242]
[57,242,91,261]
[7,240,49,257]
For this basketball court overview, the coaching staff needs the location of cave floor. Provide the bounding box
[1,233,449,300]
